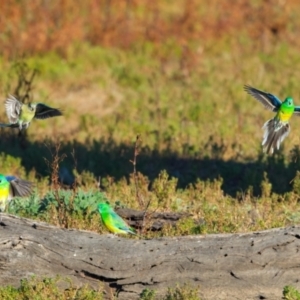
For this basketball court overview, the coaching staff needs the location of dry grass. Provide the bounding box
[0,1,300,237]
[1,0,300,57]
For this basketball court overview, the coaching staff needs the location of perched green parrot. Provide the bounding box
[0,95,62,130]
[244,85,300,154]
[98,202,136,235]
[0,174,34,212]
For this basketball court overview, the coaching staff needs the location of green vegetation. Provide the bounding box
[3,165,300,238]
[0,276,202,300]
[283,285,300,300]
[0,35,300,240]
[0,276,104,300]
[162,284,201,300]
[2,277,299,300]
[140,284,201,300]
[1,0,300,298]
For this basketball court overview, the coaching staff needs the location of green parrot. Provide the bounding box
[0,174,34,212]
[98,202,136,235]
[0,95,62,130]
[244,85,300,154]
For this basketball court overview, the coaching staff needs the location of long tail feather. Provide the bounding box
[262,119,290,154]
[0,123,19,128]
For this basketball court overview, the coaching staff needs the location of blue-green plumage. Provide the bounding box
[0,95,62,130]
[98,203,136,235]
[0,174,33,212]
[244,85,300,153]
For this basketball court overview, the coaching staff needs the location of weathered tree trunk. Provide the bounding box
[0,214,300,299]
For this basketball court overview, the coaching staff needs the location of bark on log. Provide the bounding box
[0,214,300,300]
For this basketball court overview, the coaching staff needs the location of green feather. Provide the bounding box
[98,203,136,235]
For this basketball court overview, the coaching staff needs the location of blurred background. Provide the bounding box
[1,0,300,204]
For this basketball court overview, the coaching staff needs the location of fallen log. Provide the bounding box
[115,207,192,231]
[0,214,300,299]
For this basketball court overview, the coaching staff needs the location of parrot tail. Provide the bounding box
[0,123,19,128]
[262,118,290,154]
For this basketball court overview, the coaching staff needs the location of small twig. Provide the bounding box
[96,176,101,191]
[129,135,143,208]
[129,135,154,234]
[70,148,78,191]
[44,141,68,227]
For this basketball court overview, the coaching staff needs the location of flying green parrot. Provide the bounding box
[0,95,62,130]
[0,174,34,212]
[98,202,136,235]
[244,85,300,154]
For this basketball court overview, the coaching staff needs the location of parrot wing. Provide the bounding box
[293,106,300,116]
[244,85,282,111]
[5,95,22,123]
[34,103,63,119]
[109,210,136,234]
[6,176,34,198]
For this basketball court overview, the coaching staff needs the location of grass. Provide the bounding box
[2,276,300,300]
[2,43,300,196]
[0,276,203,300]
[283,286,300,300]
[3,276,299,300]
[3,168,300,237]
[1,39,300,235]
[0,1,300,298]
[0,276,104,300]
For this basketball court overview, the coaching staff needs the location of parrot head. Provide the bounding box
[0,175,9,188]
[98,202,110,213]
[283,97,294,107]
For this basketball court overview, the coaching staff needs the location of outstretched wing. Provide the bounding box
[244,85,282,111]
[6,176,34,198]
[34,103,63,119]
[293,106,300,117]
[5,95,22,123]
